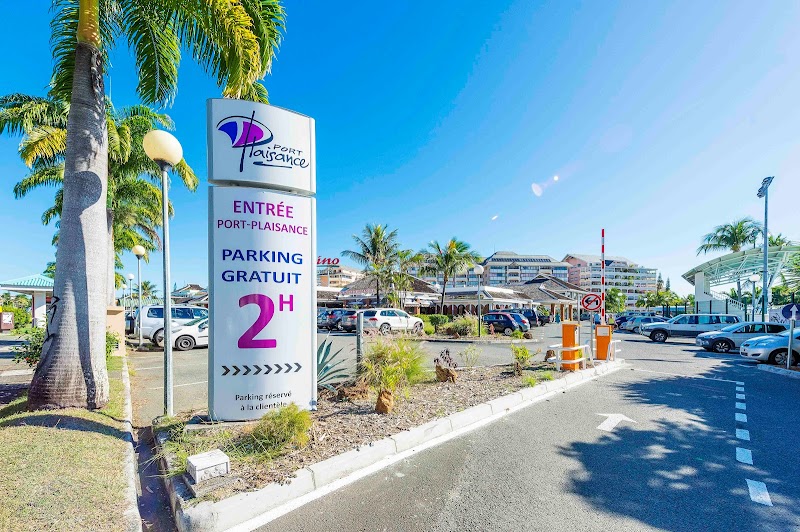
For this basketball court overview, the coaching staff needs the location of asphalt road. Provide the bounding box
[254,331,800,532]
[127,326,553,425]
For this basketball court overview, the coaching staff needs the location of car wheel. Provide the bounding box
[379,323,391,335]
[175,335,196,351]
[651,331,667,343]
[712,340,733,354]
[503,327,513,336]
[153,329,164,347]
[337,322,343,331]
[633,326,639,334]
[769,349,797,366]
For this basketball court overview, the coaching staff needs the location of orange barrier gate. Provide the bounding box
[561,321,582,371]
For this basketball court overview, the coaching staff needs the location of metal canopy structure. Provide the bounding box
[682,245,800,287]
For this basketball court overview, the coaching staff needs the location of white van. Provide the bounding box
[640,314,740,342]
[136,305,208,346]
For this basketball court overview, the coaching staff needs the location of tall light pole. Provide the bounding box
[757,176,774,322]
[748,273,760,322]
[127,273,135,315]
[132,245,146,350]
[121,283,127,312]
[143,129,183,417]
[474,264,485,337]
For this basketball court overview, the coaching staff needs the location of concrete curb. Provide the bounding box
[419,337,544,345]
[120,354,143,532]
[159,359,627,532]
[757,364,800,380]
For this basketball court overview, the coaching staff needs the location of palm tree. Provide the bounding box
[421,239,482,313]
[768,233,792,247]
[784,254,800,292]
[341,224,399,306]
[697,217,762,302]
[135,281,158,298]
[392,249,424,309]
[23,0,285,410]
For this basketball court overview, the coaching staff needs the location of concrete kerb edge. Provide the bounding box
[120,354,143,532]
[165,359,628,532]
[757,364,800,380]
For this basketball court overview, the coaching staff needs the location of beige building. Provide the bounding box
[318,265,364,288]
[563,253,658,308]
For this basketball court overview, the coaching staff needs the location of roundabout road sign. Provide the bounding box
[581,293,602,311]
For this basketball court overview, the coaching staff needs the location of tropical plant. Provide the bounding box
[426,314,449,333]
[317,338,350,392]
[19,0,285,410]
[421,239,481,313]
[341,224,400,306]
[135,281,158,298]
[361,338,425,414]
[768,233,792,247]
[251,404,312,451]
[391,249,424,309]
[697,217,762,302]
[605,288,626,314]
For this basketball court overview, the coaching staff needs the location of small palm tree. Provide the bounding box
[342,224,400,307]
[768,233,792,247]
[392,249,424,309]
[697,217,762,301]
[135,281,158,298]
[421,239,482,313]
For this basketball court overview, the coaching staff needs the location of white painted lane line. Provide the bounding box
[736,381,745,385]
[736,386,745,392]
[736,402,747,410]
[736,393,745,400]
[133,365,163,371]
[736,413,748,422]
[736,428,751,441]
[746,479,773,506]
[736,447,753,465]
[147,380,207,390]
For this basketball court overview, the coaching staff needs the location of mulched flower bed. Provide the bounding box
[161,362,560,500]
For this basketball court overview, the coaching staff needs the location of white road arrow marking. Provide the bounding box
[596,413,637,432]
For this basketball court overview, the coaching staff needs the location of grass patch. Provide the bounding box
[0,358,130,531]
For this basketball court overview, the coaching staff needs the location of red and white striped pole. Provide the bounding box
[601,228,606,324]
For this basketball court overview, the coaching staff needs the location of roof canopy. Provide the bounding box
[682,245,800,286]
[0,274,54,294]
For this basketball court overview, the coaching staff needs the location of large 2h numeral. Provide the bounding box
[238,294,278,348]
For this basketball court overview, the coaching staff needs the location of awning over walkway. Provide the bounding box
[682,245,800,286]
[0,274,54,328]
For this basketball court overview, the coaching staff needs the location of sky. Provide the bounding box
[1,0,799,297]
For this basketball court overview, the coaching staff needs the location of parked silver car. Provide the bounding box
[696,322,788,353]
[740,329,800,365]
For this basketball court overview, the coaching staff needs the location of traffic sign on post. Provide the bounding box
[781,304,800,321]
[581,293,602,312]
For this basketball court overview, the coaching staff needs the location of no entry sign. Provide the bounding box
[581,293,602,311]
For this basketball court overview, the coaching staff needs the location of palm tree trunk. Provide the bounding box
[440,274,448,314]
[375,277,380,308]
[28,39,109,410]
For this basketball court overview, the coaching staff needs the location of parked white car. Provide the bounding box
[171,317,209,351]
[362,308,424,335]
[696,322,788,353]
[740,329,800,365]
[641,314,740,342]
[136,305,208,346]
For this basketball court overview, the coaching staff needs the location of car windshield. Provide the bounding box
[720,323,743,332]
[776,330,800,338]
[667,315,683,323]
[183,317,207,327]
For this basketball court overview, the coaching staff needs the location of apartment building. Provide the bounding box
[562,253,658,308]
[317,265,364,288]
[409,251,570,287]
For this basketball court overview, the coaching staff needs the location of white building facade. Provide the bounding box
[563,253,658,308]
[409,251,570,287]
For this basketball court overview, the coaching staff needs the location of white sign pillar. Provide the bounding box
[207,99,317,421]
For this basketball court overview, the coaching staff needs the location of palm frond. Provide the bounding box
[18,126,67,167]
[14,164,65,198]
[173,159,198,191]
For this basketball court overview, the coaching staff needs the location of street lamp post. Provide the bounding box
[748,273,760,322]
[433,283,442,314]
[132,245,146,350]
[757,176,774,322]
[143,130,183,417]
[127,273,135,315]
[121,283,127,312]
[474,265,485,337]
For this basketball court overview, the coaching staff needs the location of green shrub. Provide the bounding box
[511,344,532,366]
[251,404,312,451]
[538,371,554,381]
[105,330,120,359]
[536,305,550,316]
[362,338,426,394]
[444,316,479,337]
[427,314,449,332]
[317,337,350,392]
[458,345,481,367]
[510,329,524,339]
[423,323,435,335]
[12,326,45,368]
[1,306,30,330]
[523,375,538,387]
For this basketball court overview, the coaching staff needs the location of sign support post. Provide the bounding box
[207,99,317,421]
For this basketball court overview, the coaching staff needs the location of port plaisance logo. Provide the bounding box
[217,112,309,173]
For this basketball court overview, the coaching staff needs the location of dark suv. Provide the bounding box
[321,309,351,330]
[507,308,540,327]
[482,312,521,335]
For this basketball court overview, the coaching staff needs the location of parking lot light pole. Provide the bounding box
[757,176,774,322]
[121,283,127,312]
[132,245,146,349]
[474,265,485,337]
[748,273,760,322]
[144,130,183,417]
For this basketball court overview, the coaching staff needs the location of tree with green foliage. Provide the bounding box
[421,239,481,313]
[15,0,285,410]
[342,224,400,307]
[605,288,626,313]
[391,249,424,309]
[697,217,762,303]
[135,281,158,299]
